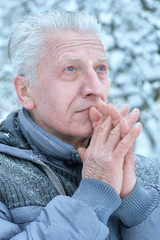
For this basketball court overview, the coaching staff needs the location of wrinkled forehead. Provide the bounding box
[45,29,103,45]
[43,30,106,61]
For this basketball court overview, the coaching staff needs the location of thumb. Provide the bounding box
[77,147,87,163]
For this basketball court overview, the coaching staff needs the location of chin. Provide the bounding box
[76,125,93,138]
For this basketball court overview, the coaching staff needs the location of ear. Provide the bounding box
[14,76,35,110]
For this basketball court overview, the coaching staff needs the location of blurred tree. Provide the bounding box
[0,0,160,167]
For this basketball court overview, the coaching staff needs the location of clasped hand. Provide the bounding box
[78,101,142,198]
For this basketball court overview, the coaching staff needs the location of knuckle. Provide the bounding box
[88,151,97,161]
[93,125,105,137]
[119,139,127,150]
[110,127,119,138]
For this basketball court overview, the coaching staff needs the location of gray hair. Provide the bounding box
[8,10,104,84]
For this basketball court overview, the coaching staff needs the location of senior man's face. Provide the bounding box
[29,31,109,147]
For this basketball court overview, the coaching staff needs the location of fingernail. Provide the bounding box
[131,108,140,114]
[134,122,142,129]
[97,99,103,105]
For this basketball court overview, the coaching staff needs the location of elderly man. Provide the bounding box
[0,10,159,240]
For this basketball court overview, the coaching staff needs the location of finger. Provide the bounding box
[97,101,129,129]
[89,103,114,146]
[123,145,135,169]
[107,103,123,127]
[113,122,142,160]
[104,111,140,153]
[97,101,129,119]
[77,147,86,163]
[121,108,140,136]
[120,118,130,137]
[89,116,113,147]
[105,122,122,153]
[97,101,123,127]
[125,108,140,127]
[98,104,126,152]
[89,107,101,128]
[118,104,130,117]
[120,145,136,198]
[97,100,108,116]
[107,103,130,128]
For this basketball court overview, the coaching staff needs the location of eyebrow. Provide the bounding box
[96,57,109,69]
[58,56,108,69]
[61,56,108,62]
[97,56,108,63]
[61,57,81,61]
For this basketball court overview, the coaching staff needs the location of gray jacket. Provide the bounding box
[0,108,160,240]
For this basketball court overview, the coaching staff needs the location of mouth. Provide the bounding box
[78,107,90,113]
[77,105,95,114]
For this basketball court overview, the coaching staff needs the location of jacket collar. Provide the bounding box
[17,108,81,164]
[0,108,82,173]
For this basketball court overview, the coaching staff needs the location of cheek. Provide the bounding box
[102,81,109,101]
[106,81,110,95]
[45,89,73,119]
[53,81,78,105]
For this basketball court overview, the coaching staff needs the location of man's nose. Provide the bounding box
[81,68,104,98]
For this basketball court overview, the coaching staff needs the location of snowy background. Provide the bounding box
[0,0,160,168]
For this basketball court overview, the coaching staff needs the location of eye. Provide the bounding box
[97,65,105,71]
[65,66,74,71]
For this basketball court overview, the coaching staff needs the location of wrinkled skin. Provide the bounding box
[14,30,142,197]
[78,101,142,197]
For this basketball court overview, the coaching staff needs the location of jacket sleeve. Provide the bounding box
[0,201,21,239]
[0,197,108,240]
[115,154,160,240]
[116,183,160,240]
[0,178,121,240]
[11,196,109,240]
